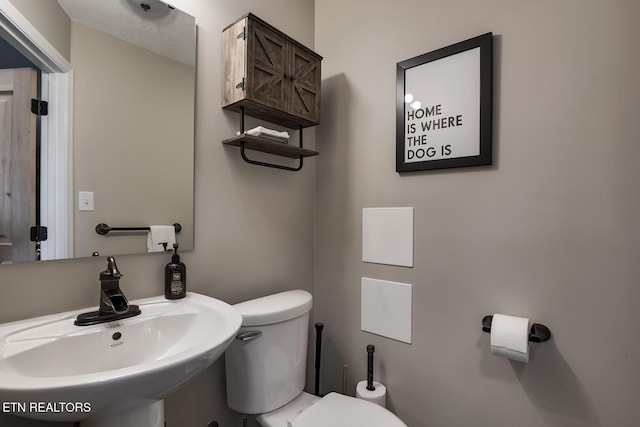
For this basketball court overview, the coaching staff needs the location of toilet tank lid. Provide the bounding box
[233,290,312,326]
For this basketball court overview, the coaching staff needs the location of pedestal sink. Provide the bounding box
[0,292,242,426]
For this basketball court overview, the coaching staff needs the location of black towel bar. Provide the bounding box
[95,223,181,235]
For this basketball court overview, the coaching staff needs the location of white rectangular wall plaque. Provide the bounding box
[361,277,412,344]
[362,207,414,267]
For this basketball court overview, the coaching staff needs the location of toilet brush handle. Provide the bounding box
[314,323,324,396]
[366,345,375,391]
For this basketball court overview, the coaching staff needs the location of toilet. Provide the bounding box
[225,290,406,427]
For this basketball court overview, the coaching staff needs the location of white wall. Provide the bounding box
[314,1,640,426]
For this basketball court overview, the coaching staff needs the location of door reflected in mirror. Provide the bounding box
[0,0,195,265]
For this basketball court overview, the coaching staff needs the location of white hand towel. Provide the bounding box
[236,126,290,142]
[147,225,176,252]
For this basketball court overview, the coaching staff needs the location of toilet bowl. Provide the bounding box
[225,290,406,427]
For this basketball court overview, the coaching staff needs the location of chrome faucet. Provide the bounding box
[75,257,141,326]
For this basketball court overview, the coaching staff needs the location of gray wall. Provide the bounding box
[7,0,70,61]
[314,1,640,427]
[72,21,195,258]
[3,0,640,426]
[0,0,315,426]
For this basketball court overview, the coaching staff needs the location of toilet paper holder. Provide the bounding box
[482,315,551,343]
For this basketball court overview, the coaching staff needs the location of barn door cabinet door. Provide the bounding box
[222,13,322,129]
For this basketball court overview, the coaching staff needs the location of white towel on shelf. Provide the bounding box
[147,225,176,252]
[237,126,289,143]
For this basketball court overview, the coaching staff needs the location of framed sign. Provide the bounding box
[396,33,493,172]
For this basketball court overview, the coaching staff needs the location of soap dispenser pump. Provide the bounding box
[165,243,186,299]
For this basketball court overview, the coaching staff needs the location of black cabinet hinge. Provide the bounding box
[31,99,48,116]
[237,26,246,40]
[30,226,48,242]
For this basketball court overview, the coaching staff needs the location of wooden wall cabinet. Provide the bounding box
[222,13,322,129]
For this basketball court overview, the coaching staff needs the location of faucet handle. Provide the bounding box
[101,256,123,280]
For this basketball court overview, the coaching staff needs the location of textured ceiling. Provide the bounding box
[57,0,195,66]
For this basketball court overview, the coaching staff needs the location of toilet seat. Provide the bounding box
[259,392,406,427]
[292,393,406,427]
[257,392,320,427]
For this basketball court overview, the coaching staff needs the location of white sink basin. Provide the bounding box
[0,292,242,424]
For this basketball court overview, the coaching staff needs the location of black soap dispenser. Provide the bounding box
[165,243,186,299]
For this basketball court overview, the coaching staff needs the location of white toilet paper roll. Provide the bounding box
[356,380,387,408]
[490,313,530,363]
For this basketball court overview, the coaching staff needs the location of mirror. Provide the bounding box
[0,0,195,264]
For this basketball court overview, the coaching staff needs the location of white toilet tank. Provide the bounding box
[225,290,313,414]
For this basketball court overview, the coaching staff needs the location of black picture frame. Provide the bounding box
[396,33,493,173]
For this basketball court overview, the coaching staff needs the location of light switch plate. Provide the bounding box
[362,207,414,267]
[79,191,94,211]
[361,277,412,343]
